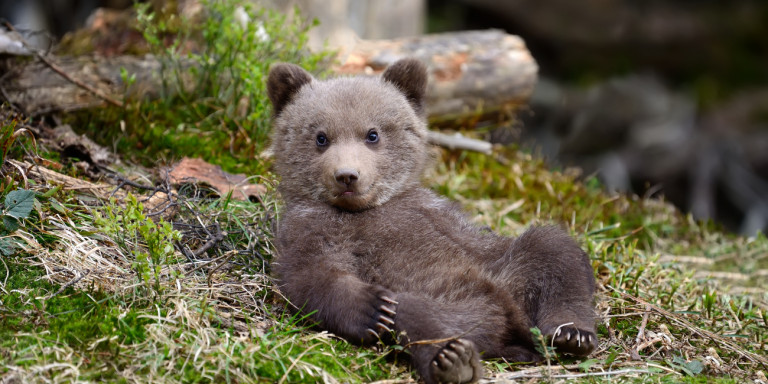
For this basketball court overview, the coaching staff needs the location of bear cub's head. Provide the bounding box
[267,59,430,211]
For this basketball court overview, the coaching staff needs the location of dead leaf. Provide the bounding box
[167,157,265,201]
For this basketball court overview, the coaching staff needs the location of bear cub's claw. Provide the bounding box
[550,325,597,356]
[364,291,398,342]
[431,339,483,384]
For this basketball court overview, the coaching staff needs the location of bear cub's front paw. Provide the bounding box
[549,325,597,356]
[431,339,483,384]
[355,286,398,344]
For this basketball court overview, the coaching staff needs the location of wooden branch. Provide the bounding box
[1,30,536,124]
[427,131,492,154]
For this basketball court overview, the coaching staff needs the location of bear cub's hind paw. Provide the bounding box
[431,339,483,384]
[550,325,597,356]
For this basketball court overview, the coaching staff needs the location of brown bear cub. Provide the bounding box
[267,59,597,384]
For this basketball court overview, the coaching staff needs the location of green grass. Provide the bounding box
[0,251,400,383]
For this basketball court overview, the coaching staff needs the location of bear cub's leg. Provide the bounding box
[495,226,598,358]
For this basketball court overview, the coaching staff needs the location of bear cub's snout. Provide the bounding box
[335,168,359,188]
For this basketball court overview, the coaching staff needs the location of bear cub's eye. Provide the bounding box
[316,132,328,147]
[366,129,379,144]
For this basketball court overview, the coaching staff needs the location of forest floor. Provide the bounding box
[1,119,766,383]
[1,2,766,383]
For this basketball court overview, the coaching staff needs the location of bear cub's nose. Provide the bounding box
[335,169,359,187]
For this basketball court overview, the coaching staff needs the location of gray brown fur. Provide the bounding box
[267,59,597,384]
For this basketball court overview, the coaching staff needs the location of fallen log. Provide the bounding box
[335,29,538,123]
[1,30,537,125]
[0,54,171,115]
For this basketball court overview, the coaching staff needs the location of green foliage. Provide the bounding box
[0,257,397,383]
[529,327,555,364]
[2,189,36,232]
[669,355,705,376]
[95,194,182,299]
[0,188,37,255]
[73,0,330,175]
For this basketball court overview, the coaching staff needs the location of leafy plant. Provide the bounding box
[0,189,37,255]
[2,189,35,232]
[530,327,555,366]
[95,194,181,299]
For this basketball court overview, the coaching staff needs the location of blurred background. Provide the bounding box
[2,0,767,235]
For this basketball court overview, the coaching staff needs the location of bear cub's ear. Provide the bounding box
[267,63,313,116]
[382,59,428,117]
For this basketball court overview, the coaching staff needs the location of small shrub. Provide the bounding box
[96,194,182,299]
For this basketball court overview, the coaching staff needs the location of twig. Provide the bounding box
[635,336,667,353]
[46,269,90,299]
[145,171,177,217]
[185,249,234,276]
[193,229,226,258]
[207,250,237,287]
[499,368,659,379]
[403,323,481,349]
[2,21,124,108]
[103,171,165,199]
[176,240,196,263]
[632,305,652,358]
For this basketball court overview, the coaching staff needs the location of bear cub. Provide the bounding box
[267,59,597,384]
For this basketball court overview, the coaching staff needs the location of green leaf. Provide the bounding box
[2,215,19,232]
[683,360,704,375]
[0,237,15,256]
[49,198,68,214]
[671,355,704,376]
[4,189,36,219]
[577,358,599,372]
